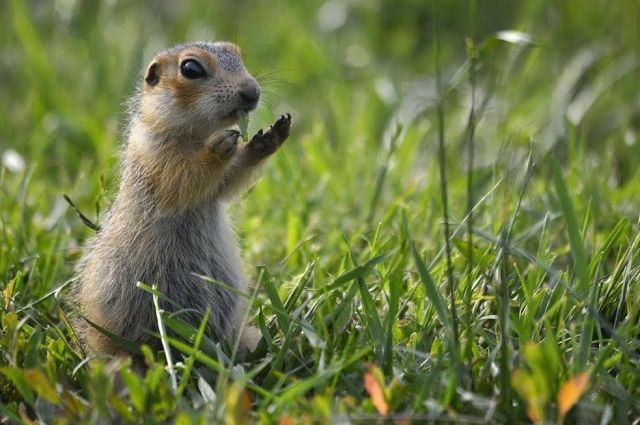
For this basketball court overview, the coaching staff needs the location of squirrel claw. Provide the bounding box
[206,129,239,160]
[247,113,292,160]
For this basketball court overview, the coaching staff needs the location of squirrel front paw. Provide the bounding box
[205,129,240,161]
[246,113,291,161]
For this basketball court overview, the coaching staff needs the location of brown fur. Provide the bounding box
[71,41,291,357]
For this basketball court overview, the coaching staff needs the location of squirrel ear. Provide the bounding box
[144,62,160,86]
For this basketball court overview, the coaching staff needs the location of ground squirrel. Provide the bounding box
[72,41,291,356]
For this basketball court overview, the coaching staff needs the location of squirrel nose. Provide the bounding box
[239,79,261,108]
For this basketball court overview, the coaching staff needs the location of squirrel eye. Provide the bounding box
[180,59,206,79]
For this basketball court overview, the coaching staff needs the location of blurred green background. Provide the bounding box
[2,0,638,181]
[2,0,639,267]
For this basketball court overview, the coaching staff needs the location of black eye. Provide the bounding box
[180,59,206,79]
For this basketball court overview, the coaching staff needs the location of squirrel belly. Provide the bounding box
[78,193,245,354]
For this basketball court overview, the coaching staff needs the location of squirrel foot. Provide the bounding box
[246,113,291,161]
[206,129,240,161]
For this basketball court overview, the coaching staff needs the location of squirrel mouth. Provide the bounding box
[223,109,251,139]
[227,106,253,120]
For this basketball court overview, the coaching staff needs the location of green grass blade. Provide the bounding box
[82,316,141,355]
[345,245,385,357]
[283,261,315,312]
[176,307,211,397]
[326,251,392,291]
[261,268,290,331]
[404,221,450,329]
[550,156,595,370]
[550,157,589,297]
[433,0,459,365]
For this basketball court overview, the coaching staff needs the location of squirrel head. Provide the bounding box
[138,41,260,140]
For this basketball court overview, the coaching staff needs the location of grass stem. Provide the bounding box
[152,283,178,393]
[434,0,460,385]
[464,0,478,390]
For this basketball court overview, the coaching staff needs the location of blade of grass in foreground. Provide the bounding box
[273,346,370,407]
[464,0,479,390]
[433,0,459,365]
[261,268,290,331]
[496,149,533,419]
[176,307,210,397]
[83,316,141,355]
[431,4,460,403]
[407,236,450,329]
[550,157,589,296]
[367,125,401,225]
[152,283,177,392]
[345,243,385,360]
[403,210,459,407]
[550,156,595,371]
[384,253,404,375]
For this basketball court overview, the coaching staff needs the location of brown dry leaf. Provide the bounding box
[557,372,590,422]
[278,416,295,425]
[224,383,252,425]
[527,406,543,425]
[364,370,389,416]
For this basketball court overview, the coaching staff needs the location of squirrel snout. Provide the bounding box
[239,78,261,110]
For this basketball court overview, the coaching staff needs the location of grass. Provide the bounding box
[1,0,640,423]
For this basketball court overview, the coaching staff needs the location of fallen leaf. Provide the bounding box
[557,372,589,422]
[364,369,388,416]
[224,383,252,425]
[278,416,295,425]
